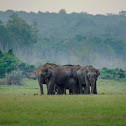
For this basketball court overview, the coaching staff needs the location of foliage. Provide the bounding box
[0,13,37,59]
[7,49,14,56]
[6,13,37,48]
[0,49,35,78]
[5,70,23,85]
[0,11,126,68]
[100,67,126,80]
[0,50,3,57]
[0,49,20,78]
[17,63,35,73]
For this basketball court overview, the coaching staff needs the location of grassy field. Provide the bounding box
[0,79,126,126]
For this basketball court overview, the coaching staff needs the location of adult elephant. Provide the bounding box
[63,64,81,94]
[52,64,81,95]
[77,65,100,94]
[35,63,58,94]
[48,66,74,95]
[36,64,72,95]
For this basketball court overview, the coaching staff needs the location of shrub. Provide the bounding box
[6,71,23,85]
[0,49,20,78]
[0,80,6,85]
[100,67,126,80]
[0,49,36,78]
[17,63,35,73]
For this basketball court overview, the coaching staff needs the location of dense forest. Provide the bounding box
[0,10,126,69]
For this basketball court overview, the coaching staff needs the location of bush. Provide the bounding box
[6,71,23,85]
[17,63,35,73]
[0,80,6,85]
[0,49,36,78]
[100,67,126,80]
[0,49,20,78]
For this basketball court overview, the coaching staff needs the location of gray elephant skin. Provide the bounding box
[63,64,81,94]
[36,63,75,95]
[35,63,100,95]
[35,63,58,94]
[77,65,100,94]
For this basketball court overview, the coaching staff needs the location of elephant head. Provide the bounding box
[40,66,52,84]
[87,68,100,94]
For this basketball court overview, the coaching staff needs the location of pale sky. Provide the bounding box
[0,0,126,15]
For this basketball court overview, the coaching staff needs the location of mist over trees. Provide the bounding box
[0,10,126,68]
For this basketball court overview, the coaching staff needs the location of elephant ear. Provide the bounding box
[41,66,51,76]
[96,69,100,76]
[45,67,52,78]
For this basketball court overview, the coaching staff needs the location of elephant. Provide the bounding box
[36,64,72,95]
[65,78,78,94]
[35,63,58,94]
[77,65,100,94]
[63,64,81,94]
[48,64,81,95]
[46,65,73,95]
[53,77,78,95]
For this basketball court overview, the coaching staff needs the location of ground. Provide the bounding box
[0,79,126,126]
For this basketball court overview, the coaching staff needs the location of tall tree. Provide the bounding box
[0,20,9,52]
[6,13,37,59]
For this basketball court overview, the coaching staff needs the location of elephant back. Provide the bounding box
[63,64,81,79]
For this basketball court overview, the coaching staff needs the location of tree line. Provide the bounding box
[0,10,126,69]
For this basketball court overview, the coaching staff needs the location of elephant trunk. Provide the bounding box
[39,77,44,94]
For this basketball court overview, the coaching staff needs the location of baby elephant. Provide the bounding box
[66,78,78,95]
[54,78,78,95]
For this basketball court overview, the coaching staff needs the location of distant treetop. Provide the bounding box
[59,9,67,14]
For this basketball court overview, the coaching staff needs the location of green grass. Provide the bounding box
[0,79,126,126]
[97,79,126,95]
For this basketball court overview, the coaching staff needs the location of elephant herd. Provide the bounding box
[35,63,100,95]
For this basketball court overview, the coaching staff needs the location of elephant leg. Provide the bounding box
[78,79,82,94]
[73,88,75,95]
[45,79,49,94]
[63,88,66,95]
[82,90,84,94]
[46,84,48,93]
[75,84,78,94]
[61,85,65,95]
[39,83,44,95]
[57,85,61,94]
[91,83,94,94]
[57,85,64,95]
[85,76,90,94]
[94,82,97,94]
[38,78,44,95]
[91,81,97,94]
[84,85,87,94]
[76,84,80,94]
[73,85,77,94]
[69,89,72,95]
[47,80,55,95]
[87,84,90,94]
[74,82,78,94]
[52,84,56,95]
[63,85,66,95]
[53,84,57,95]
[85,83,90,94]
